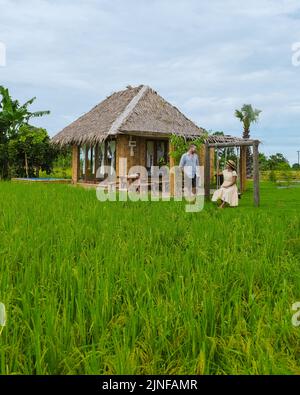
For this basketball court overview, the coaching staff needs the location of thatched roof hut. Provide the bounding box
[50,85,261,206]
[52,85,206,146]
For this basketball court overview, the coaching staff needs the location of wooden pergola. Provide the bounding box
[203,135,261,207]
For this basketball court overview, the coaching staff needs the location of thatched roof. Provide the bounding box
[206,135,245,144]
[205,135,260,147]
[52,85,206,146]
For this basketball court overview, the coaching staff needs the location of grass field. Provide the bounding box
[0,181,299,374]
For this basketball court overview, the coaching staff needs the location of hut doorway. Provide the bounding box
[146,140,168,175]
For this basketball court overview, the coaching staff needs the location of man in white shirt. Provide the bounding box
[179,144,199,195]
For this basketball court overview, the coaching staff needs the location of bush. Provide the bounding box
[281,171,293,186]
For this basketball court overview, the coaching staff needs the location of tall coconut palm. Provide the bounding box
[235,104,261,177]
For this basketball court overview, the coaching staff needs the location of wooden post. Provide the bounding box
[169,141,175,197]
[115,137,121,179]
[84,146,90,182]
[199,145,205,166]
[72,145,79,184]
[116,135,128,179]
[240,146,247,192]
[210,147,215,181]
[253,141,260,207]
[94,143,99,181]
[204,143,211,201]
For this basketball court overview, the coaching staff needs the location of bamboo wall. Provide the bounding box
[116,135,147,177]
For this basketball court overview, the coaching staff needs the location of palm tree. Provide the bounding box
[235,104,261,177]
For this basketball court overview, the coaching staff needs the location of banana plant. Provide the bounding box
[0,86,50,137]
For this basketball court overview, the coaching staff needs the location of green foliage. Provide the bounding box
[209,130,224,136]
[257,153,291,172]
[54,147,71,167]
[0,86,50,136]
[234,104,261,138]
[40,147,72,179]
[40,166,72,179]
[281,171,293,186]
[261,170,300,182]
[268,153,290,171]
[268,170,277,183]
[258,153,269,171]
[169,133,208,164]
[209,131,238,172]
[7,125,57,178]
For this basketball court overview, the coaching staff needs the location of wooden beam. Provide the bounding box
[253,141,260,207]
[207,140,259,148]
[240,146,247,192]
[71,145,79,184]
[204,143,211,200]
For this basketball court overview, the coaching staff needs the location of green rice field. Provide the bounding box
[0,181,299,374]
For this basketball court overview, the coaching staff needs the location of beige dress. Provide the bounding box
[212,169,238,207]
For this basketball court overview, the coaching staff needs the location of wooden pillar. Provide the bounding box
[84,146,89,182]
[94,143,99,180]
[240,146,247,192]
[116,135,128,178]
[115,137,120,178]
[169,141,175,197]
[71,145,80,184]
[253,141,260,207]
[204,143,211,201]
[199,145,205,166]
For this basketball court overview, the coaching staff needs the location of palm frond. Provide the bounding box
[234,110,244,121]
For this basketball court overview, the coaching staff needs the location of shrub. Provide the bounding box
[269,170,277,183]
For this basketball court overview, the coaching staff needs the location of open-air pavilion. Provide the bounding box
[52,85,261,206]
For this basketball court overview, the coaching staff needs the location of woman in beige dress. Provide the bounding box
[212,160,238,208]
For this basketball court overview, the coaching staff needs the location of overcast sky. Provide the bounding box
[0,0,299,163]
